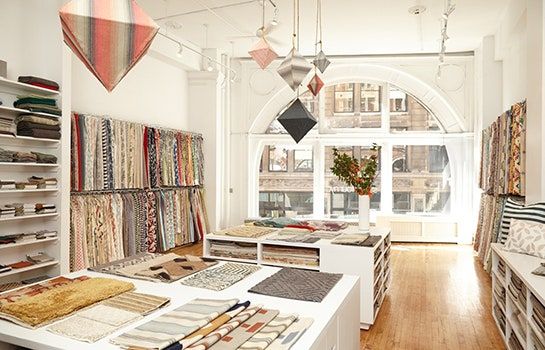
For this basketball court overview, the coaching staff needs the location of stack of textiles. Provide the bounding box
[479,100,526,196]
[88,253,217,283]
[253,217,300,228]
[532,296,545,336]
[0,180,15,189]
[0,148,14,162]
[215,225,277,238]
[32,151,56,164]
[26,252,55,264]
[110,298,312,350]
[0,230,57,245]
[493,304,506,335]
[0,277,133,328]
[71,113,205,191]
[302,220,348,231]
[17,76,60,92]
[332,234,382,247]
[509,333,524,350]
[14,95,61,116]
[509,273,527,311]
[0,114,15,136]
[0,265,11,274]
[13,151,36,163]
[498,259,506,279]
[35,203,56,214]
[28,176,57,188]
[70,188,208,271]
[533,333,545,350]
[0,206,15,217]
[209,241,258,260]
[16,112,61,140]
[262,245,320,267]
[473,194,508,271]
[7,203,36,216]
[267,228,322,244]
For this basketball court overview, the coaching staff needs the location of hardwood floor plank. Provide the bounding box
[171,242,506,349]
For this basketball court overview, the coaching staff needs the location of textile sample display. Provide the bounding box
[532,295,545,334]
[0,147,56,164]
[479,101,526,196]
[70,188,208,271]
[101,291,170,315]
[14,95,61,116]
[266,231,321,244]
[16,111,61,140]
[268,317,313,350]
[0,276,89,305]
[209,241,258,260]
[71,113,204,191]
[110,298,239,349]
[18,76,60,91]
[248,268,342,302]
[0,114,15,136]
[215,225,277,238]
[332,234,383,247]
[508,273,527,311]
[181,263,261,291]
[499,198,545,244]
[262,245,319,267]
[238,313,298,350]
[0,230,57,246]
[473,194,508,270]
[0,277,133,328]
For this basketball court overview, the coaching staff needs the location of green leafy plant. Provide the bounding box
[330,143,381,196]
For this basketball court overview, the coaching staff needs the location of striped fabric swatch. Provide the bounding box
[102,291,170,315]
[499,198,545,244]
[110,298,238,349]
[267,318,313,350]
[180,263,261,291]
[185,305,262,350]
[239,314,298,350]
[208,309,279,350]
[163,301,251,350]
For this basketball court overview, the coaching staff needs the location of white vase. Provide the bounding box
[358,194,370,232]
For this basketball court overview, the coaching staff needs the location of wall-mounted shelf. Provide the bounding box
[0,237,58,251]
[0,162,58,168]
[0,133,60,145]
[0,261,58,278]
[0,78,60,97]
[0,213,58,222]
[0,189,58,194]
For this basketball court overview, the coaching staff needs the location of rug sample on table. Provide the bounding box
[185,305,262,350]
[238,313,298,350]
[88,252,161,275]
[267,317,314,350]
[215,225,277,238]
[0,276,89,305]
[0,277,134,328]
[331,233,371,246]
[248,268,342,302]
[110,298,238,349]
[208,308,279,350]
[102,291,170,315]
[180,263,261,291]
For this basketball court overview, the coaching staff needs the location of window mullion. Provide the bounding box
[381,142,393,214]
[382,82,390,131]
[313,140,325,218]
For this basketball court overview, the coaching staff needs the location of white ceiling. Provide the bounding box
[139,0,509,57]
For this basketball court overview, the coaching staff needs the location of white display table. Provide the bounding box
[204,226,392,329]
[0,263,360,350]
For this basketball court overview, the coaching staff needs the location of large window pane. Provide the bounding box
[324,146,381,218]
[392,145,451,214]
[334,83,354,113]
[266,90,319,134]
[360,83,381,112]
[325,83,382,129]
[259,145,314,218]
[390,86,441,132]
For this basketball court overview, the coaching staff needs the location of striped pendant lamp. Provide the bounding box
[59,0,159,92]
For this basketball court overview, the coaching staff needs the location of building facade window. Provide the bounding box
[294,149,313,172]
[360,83,381,113]
[268,146,288,172]
[333,83,355,113]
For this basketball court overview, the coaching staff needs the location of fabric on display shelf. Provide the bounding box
[473,193,508,270]
[215,225,277,238]
[47,315,118,343]
[18,76,60,91]
[101,291,170,315]
[110,298,238,349]
[69,188,208,270]
[238,313,298,350]
[498,198,545,245]
[70,113,204,191]
[208,308,279,350]
[0,277,133,328]
[209,241,258,260]
[186,305,262,350]
[248,268,342,303]
[88,252,161,275]
[0,276,89,305]
[180,263,261,291]
[262,245,319,267]
[267,317,313,350]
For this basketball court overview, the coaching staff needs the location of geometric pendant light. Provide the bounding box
[249,0,278,69]
[277,48,312,91]
[277,98,317,143]
[307,73,324,96]
[59,0,159,92]
[313,50,331,73]
[312,0,330,74]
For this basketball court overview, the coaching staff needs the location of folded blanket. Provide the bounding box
[16,114,60,126]
[18,129,60,140]
[31,152,56,164]
[14,152,37,163]
[18,76,59,91]
[15,104,61,116]
[14,97,57,107]
[17,121,60,131]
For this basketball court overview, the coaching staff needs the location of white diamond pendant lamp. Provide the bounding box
[313,50,331,73]
[277,47,313,91]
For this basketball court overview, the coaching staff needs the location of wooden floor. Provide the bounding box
[172,242,505,350]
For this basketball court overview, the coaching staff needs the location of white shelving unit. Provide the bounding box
[491,244,545,349]
[204,226,391,329]
[0,77,65,285]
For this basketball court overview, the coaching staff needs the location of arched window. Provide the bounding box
[256,81,455,219]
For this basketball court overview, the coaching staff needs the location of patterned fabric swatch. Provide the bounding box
[164,301,251,350]
[185,305,262,350]
[248,268,342,303]
[209,309,279,350]
[181,263,261,291]
[88,252,161,275]
[0,282,23,293]
[102,291,170,315]
[77,304,141,327]
[239,314,298,350]
[0,276,89,305]
[110,298,238,349]
[215,225,277,238]
[267,317,314,350]
[504,219,545,258]
[134,255,217,282]
[47,315,117,343]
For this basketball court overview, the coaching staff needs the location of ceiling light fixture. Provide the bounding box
[176,43,183,57]
[437,0,455,79]
[271,7,279,26]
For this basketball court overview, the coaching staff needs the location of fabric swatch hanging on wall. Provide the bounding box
[69,188,208,271]
[71,113,204,191]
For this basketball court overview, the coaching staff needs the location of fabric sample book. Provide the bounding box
[249,268,342,302]
[181,263,261,291]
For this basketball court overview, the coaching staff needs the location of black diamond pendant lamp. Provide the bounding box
[278,99,317,143]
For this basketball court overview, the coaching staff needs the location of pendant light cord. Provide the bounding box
[292,0,296,48]
[262,0,265,31]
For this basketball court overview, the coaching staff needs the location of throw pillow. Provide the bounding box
[504,219,545,258]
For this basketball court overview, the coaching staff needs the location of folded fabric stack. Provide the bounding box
[303,220,348,231]
[0,148,15,162]
[35,203,56,214]
[262,245,320,267]
[0,114,15,136]
[209,241,258,260]
[0,265,11,274]
[26,252,55,264]
[18,76,60,92]
[533,332,545,350]
[28,176,57,188]
[16,111,61,140]
[31,151,56,164]
[509,273,527,310]
[253,217,301,228]
[0,230,57,245]
[509,332,524,350]
[0,206,15,217]
[332,234,382,247]
[13,151,36,163]
[215,225,277,238]
[7,203,35,216]
[0,180,15,190]
[493,304,506,335]
[532,295,545,335]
